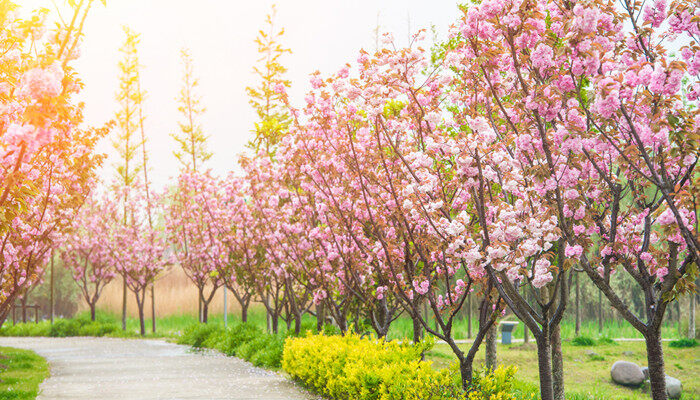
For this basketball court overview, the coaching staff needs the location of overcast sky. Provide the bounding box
[22,0,460,188]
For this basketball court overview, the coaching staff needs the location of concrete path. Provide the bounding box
[0,337,318,400]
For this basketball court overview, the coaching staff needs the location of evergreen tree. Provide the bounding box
[172,48,210,172]
[246,5,291,158]
[114,26,144,331]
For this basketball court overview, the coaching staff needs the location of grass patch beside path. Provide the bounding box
[427,340,700,400]
[0,347,48,400]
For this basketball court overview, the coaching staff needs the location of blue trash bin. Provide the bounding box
[500,321,519,344]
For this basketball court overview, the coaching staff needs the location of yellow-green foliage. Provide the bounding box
[282,334,463,400]
[467,366,529,400]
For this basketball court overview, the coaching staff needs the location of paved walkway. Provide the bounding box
[0,337,317,400]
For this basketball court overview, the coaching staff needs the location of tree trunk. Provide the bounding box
[536,333,554,400]
[316,303,324,332]
[198,291,203,323]
[271,311,279,334]
[645,330,668,400]
[121,277,127,331]
[50,253,55,324]
[90,303,96,322]
[202,300,209,324]
[21,296,27,323]
[241,301,249,323]
[575,272,581,337]
[467,294,472,339]
[137,299,146,336]
[412,311,423,344]
[294,311,302,336]
[551,324,565,400]
[485,324,497,371]
[459,357,472,391]
[337,313,347,335]
[151,284,156,334]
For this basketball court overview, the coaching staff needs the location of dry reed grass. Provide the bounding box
[93,267,240,317]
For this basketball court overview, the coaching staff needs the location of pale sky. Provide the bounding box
[22,0,460,189]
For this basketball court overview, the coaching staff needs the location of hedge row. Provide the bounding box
[0,313,120,337]
[176,322,286,369]
[281,334,466,400]
[281,334,526,400]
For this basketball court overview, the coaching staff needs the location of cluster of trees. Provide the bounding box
[2,1,697,400]
[155,2,695,400]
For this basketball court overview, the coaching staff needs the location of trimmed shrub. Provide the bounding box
[282,333,463,400]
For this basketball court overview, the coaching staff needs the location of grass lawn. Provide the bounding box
[0,347,48,400]
[427,340,700,400]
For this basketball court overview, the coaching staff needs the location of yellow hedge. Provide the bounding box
[281,334,463,400]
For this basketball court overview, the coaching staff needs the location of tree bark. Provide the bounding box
[536,334,554,400]
[21,296,27,323]
[485,323,497,371]
[316,303,324,332]
[467,293,472,339]
[50,253,54,324]
[137,299,146,336]
[551,324,565,400]
[271,311,279,334]
[645,330,668,400]
[293,310,302,336]
[151,284,156,334]
[201,300,209,324]
[412,310,423,344]
[198,291,203,323]
[90,303,96,322]
[241,301,249,323]
[121,276,127,330]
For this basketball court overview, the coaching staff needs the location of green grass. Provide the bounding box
[427,340,700,400]
[386,316,681,341]
[0,347,48,400]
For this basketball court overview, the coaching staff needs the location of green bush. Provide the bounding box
[78,321,118,336]
[572,336,596,346]
[249,337,284,368]
[1,313,119,338]
[176,322,285,369]
[282,333,463,400]
[467,366,521,400]
[597,336,616,345]
[49,319,80,337]
[177,324,224,348]
[669,338,698,348]
[0,321,51,337]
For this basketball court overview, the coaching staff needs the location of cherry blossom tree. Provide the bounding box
[165,171,223,324]
[62,197,116,321]
[443,0,698,398]
[0,0,106,327]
